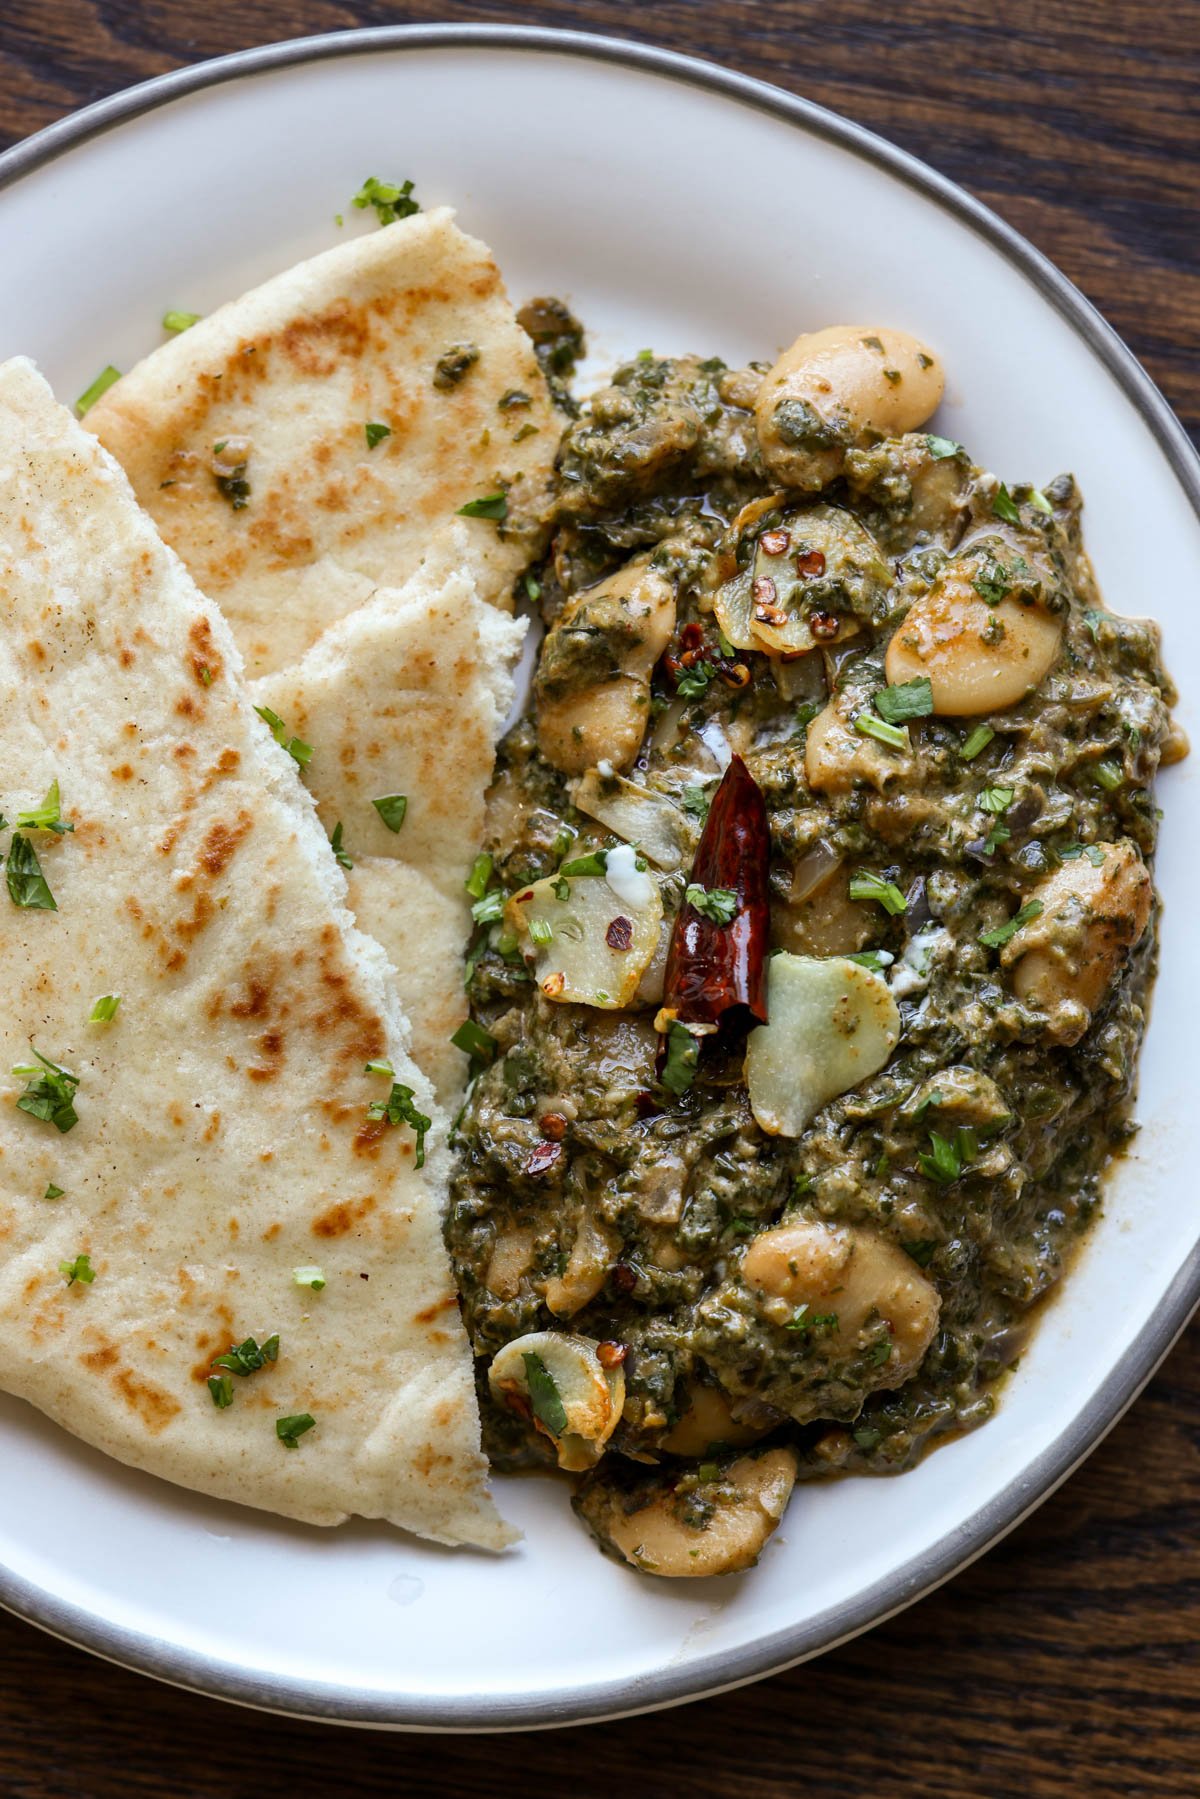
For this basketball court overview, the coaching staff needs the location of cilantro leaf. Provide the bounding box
[522,1352,568,1436]
[371,793,408,833]
[685,883,738,925]
[351,176,419,226]
[6,833,57,910]
[979,899,1043,949]
[367,1081,431,1166]
[276,1412,316,1449]
[13,1047,79,1132]
[874,677,933,725]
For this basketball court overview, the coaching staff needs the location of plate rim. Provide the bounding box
[0,20,1197,1734]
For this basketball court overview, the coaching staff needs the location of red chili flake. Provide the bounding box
[796,549,827,578]
[606,915,634,951]
[809,610,841,640]
[517,890,534,902]
[635,1089,661,1119]
[752,575,787,626]
[759,527,791,556]
[597,1340,627,1369]
[539,1111,568,1140]
[610,1262,639,1295]
[525,1140,562,1177]
[678,623,706,654]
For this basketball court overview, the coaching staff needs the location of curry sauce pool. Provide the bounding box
[446,319,1181,1577]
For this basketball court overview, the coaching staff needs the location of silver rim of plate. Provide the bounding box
[0,21,1197,1734]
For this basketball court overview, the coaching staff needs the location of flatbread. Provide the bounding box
[0,358,512,1548]
[86,206,555,679]
[252,551,526,899]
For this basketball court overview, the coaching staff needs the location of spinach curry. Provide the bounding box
[446,318,1180,1578]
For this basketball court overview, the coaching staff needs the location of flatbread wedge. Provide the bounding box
[0,358,512,1548]
[86,206,556,678]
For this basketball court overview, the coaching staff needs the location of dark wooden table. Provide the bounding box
[1,5,1197,1794]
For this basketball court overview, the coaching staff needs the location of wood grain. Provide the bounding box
[0,5,1197,1794]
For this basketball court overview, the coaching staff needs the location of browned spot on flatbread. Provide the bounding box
[199,810,252,878]
[81,1342,120,1374]
[312,1193,377,1238]
[188,615,224,687]
[115,1369,181,1434]
[190,1304,235,1381]
[414,1293,459,1326]
[111,763,135,781]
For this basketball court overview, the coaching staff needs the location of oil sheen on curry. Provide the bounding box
[447,316,1181,1578]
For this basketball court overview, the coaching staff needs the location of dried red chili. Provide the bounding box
[809,610,841,640]
[596,1340,627,1369]
[796,548,827,578]
[539,1112,568,1141]
[660,755,770,1036]
[606,915,634,950]
[759,527,791,556]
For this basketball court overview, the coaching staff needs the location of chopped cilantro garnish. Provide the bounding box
[992,484,1022,525]
[13,1048,79,1132]
[367,1081,431,1166]
[43,1183,64,1201]
[208,1374,234,1409]
[660,1022,699,1096]
[351,176,419,225]
[330,822,353,870]
[845,949,893,975]
[363,1058,394,1078]
[979,899,1043,949]
[559,850,608,877]
[855,712,910,752]
[89,994,121,1022]
[450,1018,497,1073]
[364,420,392,449]
[254,706,313,768]
[371,793,408,833]
[960,723,995,761]
[918,1129,963,1184]
[874,677,933,725]
[457,492,508,522]
[465,853,493,900]
[925,434,962,460]
[471,889,506,925]
[16,779,74,834]
[848,871,908,916]
[681,785,712,820]
[293,1266,327,1291]
[76,365,120,416]
[522,1352,568,1436]
[1092,757,1124,792]
[528,916,554,945]
[163,310,201,333]
[276,1412,316,1449]
[6,834,57,911]
[212,1334,280,1377]
[676,661,715,700]
[685,883,738,925]
[522,571,541,603]
[59,1253,94,1287]
[978,786,1015,815]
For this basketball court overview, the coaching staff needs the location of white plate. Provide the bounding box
[0,25,1197,1732]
